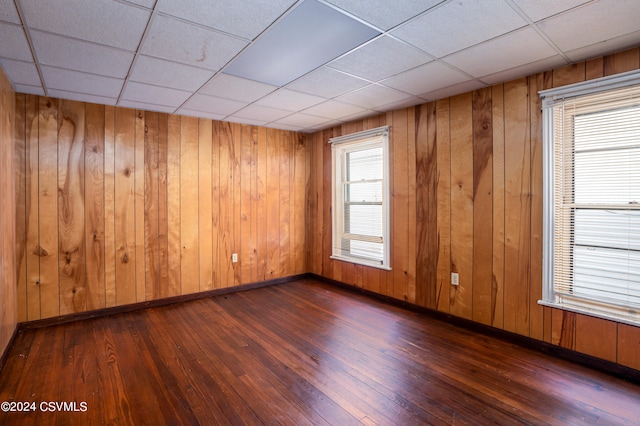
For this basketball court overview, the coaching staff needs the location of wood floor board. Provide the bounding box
[1,278,639,425]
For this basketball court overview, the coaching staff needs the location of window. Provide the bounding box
[330,126,390,270]
[540,70,640,325]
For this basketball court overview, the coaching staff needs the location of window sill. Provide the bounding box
[330,255,391,271]
[537,300,640,327]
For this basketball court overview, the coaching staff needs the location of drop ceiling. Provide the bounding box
[1,0,639,133]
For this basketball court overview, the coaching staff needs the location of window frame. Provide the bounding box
[330,126,391,270]
[539,70,640,326]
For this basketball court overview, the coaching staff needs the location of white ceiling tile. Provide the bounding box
[376,95,425,112]
[0,59,40,86]
[156,0,296,40]
[480,55,567,85]
[286,66,369,98]
[231,104,292,122]
[392,0,527,57]
[122,81,191,107]
[254,89,325,111]
[20,0,150,51]
[0,1,20,24]
[329,35,432,82]
[265,122,303,131]
[31,30,134,78]
[419,80,488,102]
[130,55,214,91]
[118,99,176,113]
[41,66,124,98]
[444,27,558,78]
[511,0,591,22]
[324,0,444,30]
[141,14,248,71]
[563,31,640,63]
[225,116,268,127]
[336,84,413,110]
[201,74,277,102]
[176,108,226,121]
[48,89,117,106]
[381,61,470,96]
[302,99,367,120]
[13,84,45,96]
[0,22,33,61]
[122,0,157,9]
[181,93,246,115]
[538,0,640,52]
[341,109,377,122]
[274,112,329,128]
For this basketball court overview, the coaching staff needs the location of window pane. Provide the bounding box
[345,181,382,203]
[345,204,382,236]
[344,239,383,261]
[574,148,640,204]
[346,147,382,181]
[574,209,640,251]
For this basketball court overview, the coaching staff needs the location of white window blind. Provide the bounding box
[330,126,390,269]
[540,70,640,325]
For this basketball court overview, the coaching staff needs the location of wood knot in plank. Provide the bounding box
[124,168,131,177]
[33,245,48,257]
[122,253,129,264]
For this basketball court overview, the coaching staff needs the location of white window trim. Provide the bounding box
[539,69,640,326]
[329,126,391,270]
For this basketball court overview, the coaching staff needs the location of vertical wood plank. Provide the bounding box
[58,100,86,315]
[472,88,493,325]
[435,99,451,313]
[503,78,531,335]
[166,115,181,296]
[231,123,242,285]
[314,132,324,277]
[279,130,291,279]
[265,128,280,280]
[256,127,267,282]
[218,122,234,287]
[134,110,145,302]
[575,315,617,362]
[104,106,116,308]
[25,96,41,320]
[114,107,136,306]
[552,63,585,87]
[293,133,306,275]
[585,57,604,80]
[38,97,60,319]
[449,93,474,320]
[198,118,213,291]
[617,323,640,370]
[157,114,169,297]
[552,309,575,350]
[240,125,254,283]
[144,111,160,300]
[391,109,409,301]
[211,121,221,289]
[604,47,640,76]
[14,94,27,322]
[406,107,417,303]
[85,103,105,311]
[491,84,505,329]
[180,116,199,294]
[415,104,430,307]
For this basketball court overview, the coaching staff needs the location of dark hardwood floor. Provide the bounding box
[1,278,639,425]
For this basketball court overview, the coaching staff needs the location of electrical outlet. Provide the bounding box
[232,253,238,263]
[451,272,459,286]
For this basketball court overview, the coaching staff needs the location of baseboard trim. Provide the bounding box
[310,273,640,385]
[0,325,19,373]
[19,274,310,331]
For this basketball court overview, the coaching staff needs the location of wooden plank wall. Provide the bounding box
[14,100,307,321]
[305,47,640,372]
[0,66,16,358]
